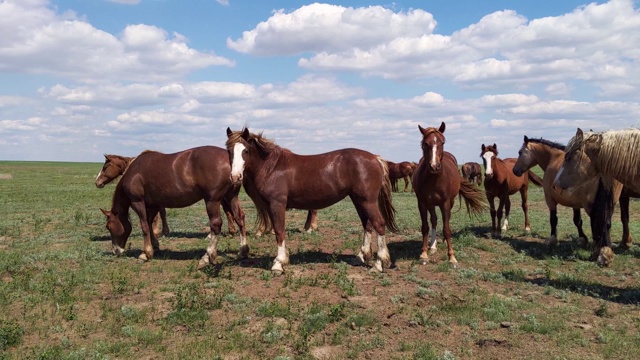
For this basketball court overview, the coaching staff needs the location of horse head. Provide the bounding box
[554,128,598,190]
[480,143,498,179]
[101,208,132,255]
[226,127,251,185]
[95,154,130,188]
[513,136,536,177]
[418,122,446,174]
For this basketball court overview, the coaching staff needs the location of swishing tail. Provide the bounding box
[376,156,399,233]
[527,170,543,186]
[458,179,488,218]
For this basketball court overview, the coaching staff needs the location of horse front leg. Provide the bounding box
[303,209,318,233]
[417,201,432,264]
[221,200,238,236]
[146,207,161,253]
[159,208,170,236]
[441,203,457,268]
[619,192,632,250]
[487,194,498,238]
[501,195,511,232]
[130,200,153,261]
[520,189,530,231]
[269,203,289,274]
[573,208,589,248]
[223,195,248,259]
[403,176,409,192]
[197,200,223,269]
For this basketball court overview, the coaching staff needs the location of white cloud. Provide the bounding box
[0,0,234,83]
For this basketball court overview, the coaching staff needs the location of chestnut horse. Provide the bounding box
[100,146,248,269]
[481,143,543,238]
[226,127,398,273]
[96,154,240,237]
[387,160,417,192]
[412,122,486,267]
[460,162,482,185]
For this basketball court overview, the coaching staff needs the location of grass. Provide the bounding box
[0,160,640,359]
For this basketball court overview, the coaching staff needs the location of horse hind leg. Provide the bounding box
[573,208,589,248]
[130,201,154,262]
[198,200,224,269]
[223,196,249,259]
[501,196,511,232]
[520,189,531,231]
[619,193,632,250]
[303,209,318,233]
[441,204,457,268]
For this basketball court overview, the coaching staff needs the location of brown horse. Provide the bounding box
[460,162,482,185]
[226,127,398,274]
[481,143,543,238]
[100,146,248,269]
[512,136,606,247]
[387,160,417,192]
[96,153,239,237]
[412,122,486,267]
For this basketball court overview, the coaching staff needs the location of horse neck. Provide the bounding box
[111,183,131,217]
[247,146,283,181]
[530,143,559,171]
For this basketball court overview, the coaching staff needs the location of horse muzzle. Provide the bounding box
[230,174,243,185]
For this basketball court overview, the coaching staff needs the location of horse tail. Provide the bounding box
[376,156,399,233]
[458,178,488,218]
[527,170,543,187]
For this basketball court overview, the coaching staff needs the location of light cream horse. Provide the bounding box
[553,128,634,265]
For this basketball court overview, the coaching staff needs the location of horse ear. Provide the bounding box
[575,128,584,142]
[241,128,250,140]
[481,144,486,151]
[418,125,426,134]
[493,143,497,150]
[226,127,232,137]
[100,208,110,217]
[439,122,445,133]
[523,135,528,143]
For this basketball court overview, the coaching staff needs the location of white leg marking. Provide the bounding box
[199,233,219,268]
[275,241,288,265]
[112,244,125,256]
[429,228,438,250]
[356,231,372,264]
[502,216,509,231]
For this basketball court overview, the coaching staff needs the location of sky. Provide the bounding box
[1,0,640,164]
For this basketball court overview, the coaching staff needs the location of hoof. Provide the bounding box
[356,251,372,266]
[420,259,429,265]
[238,245,250,259]
[271,260,285,274]
[428,248,437,256]
[545,236,558,247]
[524,226,531,232]
[371,260,384,273]
[578,237,589,249]
[597,247,614,267]
[138,253,149,262]
[617,242,631,251]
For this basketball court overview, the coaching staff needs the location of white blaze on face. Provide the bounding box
[231,143,246,181]
[483,152,494,177]
[430,142,438,168]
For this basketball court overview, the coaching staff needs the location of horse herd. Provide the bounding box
[97,123,638,273]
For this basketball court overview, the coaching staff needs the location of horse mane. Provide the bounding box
[526,137,565,151]
[592,129,640,183]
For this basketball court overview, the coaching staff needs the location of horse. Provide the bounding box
[226,127,398,274]
[553,129,634,264]
[512,136,619,248]
[100,146,248,269]
[460,162,483,185]
[481,143,543,238]
[412,122,486,267]
[387,160,417,192]
[95,153,238,237]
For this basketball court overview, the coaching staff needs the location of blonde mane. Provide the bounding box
[589,128,640,183]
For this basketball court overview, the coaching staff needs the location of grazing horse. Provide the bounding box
[226,127,398,273]
[100,146,248,269]
[481,143,543,238]
[412,122,486,267]
[387,160,417,192]
[460,162,483,185]
[95,154,239,237]
[553,129,631,265]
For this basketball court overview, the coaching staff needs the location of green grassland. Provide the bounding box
[0,161,639,359]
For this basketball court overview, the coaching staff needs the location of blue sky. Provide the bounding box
[1,0,639,163]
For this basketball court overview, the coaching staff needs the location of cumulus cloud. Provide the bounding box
[0,0,233,83]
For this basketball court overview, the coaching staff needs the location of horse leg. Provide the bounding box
[619,192,632,250]
[403,176,409,192]
[520,189,531,231]
[417,200,431,264]
[573,208,589,248]
[359,201,391,272]
[427,207,438,256]
[441,203,457,268]
[547,208,558,246]
[501,195,511,232]
[487,194,498,238]
[146,207,161,253]
[303,209,318,233]
[269,203,289,274]
[353,204,374,266]
[160,208,170,236]
[495,197,506,238]
[223,195,249,259]
[220,200,238,236]
[197,200,223,269]
[130,200,154,261]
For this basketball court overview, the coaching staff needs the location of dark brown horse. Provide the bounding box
[387,160,417,192]
[100,146,248,269]
[226,127,398,274]
[412,122,486,267]
[460,162,482,185]
[96,153,239,237]
[481,143,542,238]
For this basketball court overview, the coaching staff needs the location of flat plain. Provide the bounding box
[0,160,639,359]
